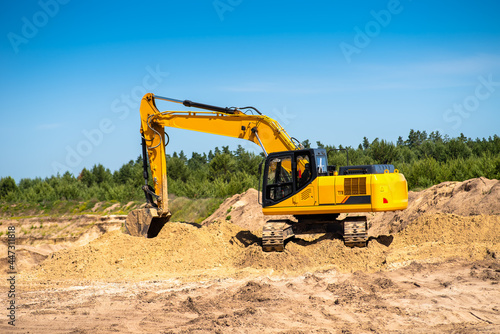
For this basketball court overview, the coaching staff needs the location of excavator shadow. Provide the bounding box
[177,221,203,229]
[370,235,394,247]
[290,232,343,247]
[231,230,393,250]
[233,231,260,247]
[232,230,301,249]
[289,233,394,248]
[233,230,302,250]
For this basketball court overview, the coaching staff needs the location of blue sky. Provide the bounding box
[1,0,499,181]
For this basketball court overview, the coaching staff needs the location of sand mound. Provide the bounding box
[27,212,499,283]
[202,188,293,230]
[406,176,500,217]
[18,178,500,283]
[0,215,123,273]
[370,177,500,235]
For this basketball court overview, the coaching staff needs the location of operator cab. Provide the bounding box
[262,148,400,208]
[262,148,330,207]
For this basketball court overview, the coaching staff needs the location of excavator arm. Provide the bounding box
[125,93,300,237]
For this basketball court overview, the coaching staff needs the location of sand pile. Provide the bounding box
[0,215,124,273]
[370,177,500,235]
[19,177,499,283]
[28,214,499,282]
[202,188,293,230]
[411,177,500,216]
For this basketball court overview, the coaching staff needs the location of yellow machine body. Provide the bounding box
[262,171,408,216]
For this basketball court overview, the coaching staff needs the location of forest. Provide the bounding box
[1,130,499,205]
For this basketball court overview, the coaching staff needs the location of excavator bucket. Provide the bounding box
[125,208,171,238]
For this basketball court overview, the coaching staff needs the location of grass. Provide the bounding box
[0,199,144,218]
[168,195,223,224]
[1,196,224,225]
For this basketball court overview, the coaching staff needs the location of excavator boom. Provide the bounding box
[126,93,300,236]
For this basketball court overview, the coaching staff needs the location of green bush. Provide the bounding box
[1,134,498,209]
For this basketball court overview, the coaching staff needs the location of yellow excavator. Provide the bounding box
[125,93,408,251]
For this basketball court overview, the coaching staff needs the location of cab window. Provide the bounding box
[316,155,326,174]
[265,155,293,201]
[296,154,311,189]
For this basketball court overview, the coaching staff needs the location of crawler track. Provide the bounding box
[261,216,369,251]
[262,220,294,252]
[343,216,368,247]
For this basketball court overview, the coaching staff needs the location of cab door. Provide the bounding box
[262,149,317,208]
[263,154,294,206]
[293,152,315,206]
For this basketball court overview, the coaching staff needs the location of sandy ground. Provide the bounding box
[1,177,499,333]
[3,259,500,334]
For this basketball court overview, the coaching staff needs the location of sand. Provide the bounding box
[1,177,499,333]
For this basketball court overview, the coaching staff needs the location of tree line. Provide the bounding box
[1,131,499,204]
